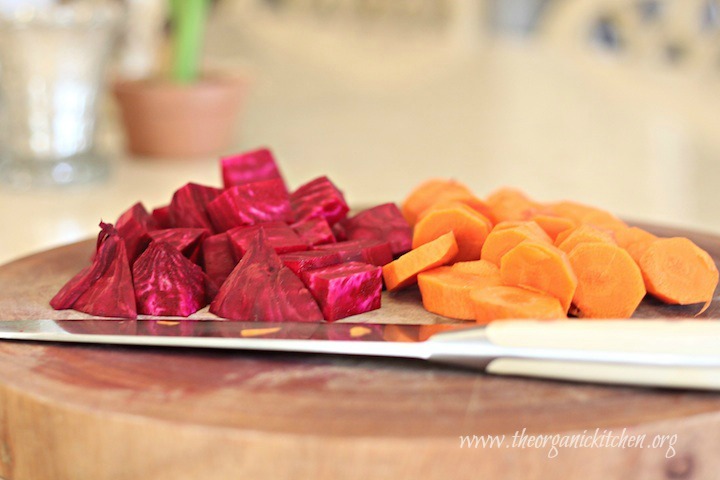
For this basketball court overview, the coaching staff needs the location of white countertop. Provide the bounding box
[2,11,720,266]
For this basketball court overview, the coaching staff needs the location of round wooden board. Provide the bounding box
[0,223,719,480]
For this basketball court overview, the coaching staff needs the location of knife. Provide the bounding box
[1,318,720,390]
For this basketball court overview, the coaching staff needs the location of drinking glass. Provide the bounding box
[0,1,123,187]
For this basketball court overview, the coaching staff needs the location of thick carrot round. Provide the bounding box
[500,241,578,312]
[417,196,496,225]
[638,237,719,312]
[568,243,646,318]
[555,224,616,254]
[485,187,539,222]
[412,203,492,262]
[401,179,474,226]
[615,226,658,264]
[481,221,552,265]
[470,286,566,324]
[531,214,576,242]
[383,231,459,292]
[451,259,501,278]
[418,266,502,320]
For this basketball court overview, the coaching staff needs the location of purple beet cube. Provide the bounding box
[291,217,336,246]
[51,222,137,319]
[280,250,342,276]
[313,239,393,266]
[206,178,293,232]
[133,241,207,317]
[168,183,222,231]
[210,230,324,322]
[148,227,209,264]
[342,203,412,256]
[301,262,382,322]
[290,176,349,226]
[202,232,237,289]
[152,205,172,229]
[228,222,309,257]
[115,202,158,264]
[221,147,285,188]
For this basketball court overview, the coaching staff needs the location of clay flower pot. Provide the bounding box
[114,75,246,158]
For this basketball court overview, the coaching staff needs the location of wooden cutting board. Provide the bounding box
[0,223,719,480]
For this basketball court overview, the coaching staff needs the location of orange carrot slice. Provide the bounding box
[500,241,578,312]
[470,286,566,324]
[383,231,459,292]
[531,215,576,242]
[418,267,502,320]
[481,221,552,265]
[555,224,616,254]
[417,196,496,225]
[615,226,658,264]
[568,243,646,318]
[485,187,539,222]
[451,259,500,278]
[401,179,474,226]
[638,237,719,313]
[543,201,626,233]
[412,203,492,262]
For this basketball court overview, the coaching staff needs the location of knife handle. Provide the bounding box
[484,319,720,356]
[425,320,720,390]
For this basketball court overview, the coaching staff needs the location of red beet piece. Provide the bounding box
[279,250,342,276]
[342,203,412,256]
[332,221,348,241]
[152,205,172,229]
[202,232,237,289]
[228,222,308,257]
[301,262,382,321]
[221,147,284,188]
[313,239,393,266]
[115,202,158,264]
[210,230,323,322]
[168,183,222,231]
[51,223,137,318]
[148,227,209,264]
[291,217,336,246]
[290,176,349,226]
[206,178,293,232]
[133,241,207,317]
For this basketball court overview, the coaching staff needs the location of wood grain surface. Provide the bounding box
[0,223,719,480]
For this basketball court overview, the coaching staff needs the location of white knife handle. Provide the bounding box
[425,320,720,390]
[485,320,720,356]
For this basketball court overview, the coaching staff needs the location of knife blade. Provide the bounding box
[1,318,720,390]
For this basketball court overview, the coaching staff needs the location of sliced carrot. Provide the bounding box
[500,241,578,312]
[638,237,719,313]
[531,214,576,242]
[451,259,500,278]
[568,243,646,318]
[543,201,626,232]
[418,267,502,320]
[555,224,616,254]
[412,203,492,262]
[481,221,552,265]
[615,226,658,264]
[417,196,496,225]
[401,179,474,226]
[470,286,566,324]
[383,231,459,292]
[485,187,539,222]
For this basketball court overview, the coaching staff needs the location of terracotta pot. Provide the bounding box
[113,75,246,158]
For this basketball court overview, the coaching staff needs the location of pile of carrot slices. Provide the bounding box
[381,179,719,322]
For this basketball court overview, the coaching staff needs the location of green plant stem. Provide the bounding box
[171,0,208,84]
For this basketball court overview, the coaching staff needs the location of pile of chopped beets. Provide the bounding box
[50,148,413,322]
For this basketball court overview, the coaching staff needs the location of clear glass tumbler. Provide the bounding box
[0,2,123,188]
